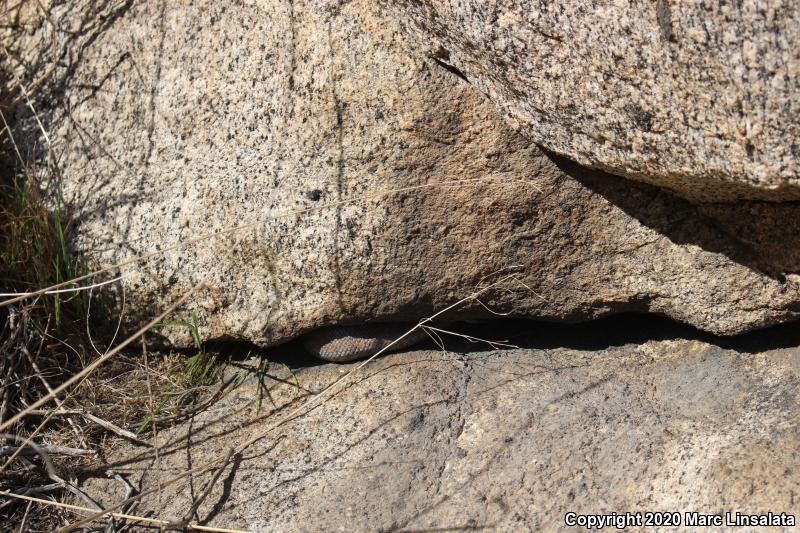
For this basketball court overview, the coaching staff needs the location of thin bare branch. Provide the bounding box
[0,444,91,457]
[423,325,519,351]
[0,407,59,474]
[0,433,57,477]
[0,491,250,533]
[27,409,151,447]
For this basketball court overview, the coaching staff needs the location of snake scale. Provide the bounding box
[302,323,430,362]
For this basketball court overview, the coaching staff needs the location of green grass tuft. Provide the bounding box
[164,311,223,389]
[0,159,90,331]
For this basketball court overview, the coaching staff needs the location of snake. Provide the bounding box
[301,323,430,362]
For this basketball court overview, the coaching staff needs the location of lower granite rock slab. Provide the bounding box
[83,323,800,531]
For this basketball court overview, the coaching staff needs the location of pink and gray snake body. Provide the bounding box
[302,324,429,362]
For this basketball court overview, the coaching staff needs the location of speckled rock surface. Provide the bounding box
[378,0,800,202]
[4,0,800,345]
[81,322,800,531]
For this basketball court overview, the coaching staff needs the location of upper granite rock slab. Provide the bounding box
[4,0,800,345]
[380,0,800,201]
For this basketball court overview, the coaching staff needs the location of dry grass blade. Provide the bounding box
[0,491,250,533]
[0,276,122,297]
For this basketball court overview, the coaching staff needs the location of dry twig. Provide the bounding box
[0,491,249,533]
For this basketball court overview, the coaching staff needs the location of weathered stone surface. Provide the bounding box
[82,324,800,531]
[378,0,800,202]
[4,0,800,345]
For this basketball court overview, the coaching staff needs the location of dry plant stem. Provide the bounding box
[0,177,540,308]
[0,491,249,533]
[108,471,137,525]
[423,325,519,350]
[1,0,60,110]
[0,407,58,473]
[0,407,60,473]
[87,276,126,358]
[148,377,236,427]
[26,409,150,446]
[0,108,24,163]
[0,281,207,433]
[17,500,31,533]
[0,444,90,457]
[71,411,145,445]
[174,449,234,528]
[141,338,164,507]
[24,346,89,447]
[0,433,56,477]
[48,472,103,512]
[5,483,64,498]
[57,271,524,533]
[0,276,122,298]
[2,45,54,153]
